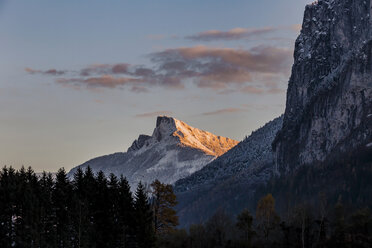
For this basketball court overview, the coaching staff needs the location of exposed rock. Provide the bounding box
[68,116,238,189]
[274,0,372,172]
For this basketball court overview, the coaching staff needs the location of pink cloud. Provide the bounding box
[25,67,65,76]
[186,27,277,41]
[202,108,247,116]
[80,63,130,76]
[56,75,142,89]
[26,44,292,94]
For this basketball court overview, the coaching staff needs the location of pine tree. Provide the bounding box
[107,173,121,247]
[71,167,89,248]
[93,171,112,248]
[0,166,17,248]
[134,182,155,248]
[14,166,41,247]
[118,176,135,248]
[81,166,97,247]
[39,171,56,247]
[53,168,73,248]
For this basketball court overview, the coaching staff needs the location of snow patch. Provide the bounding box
[68,116,237,189]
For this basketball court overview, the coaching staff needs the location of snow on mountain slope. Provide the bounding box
[174,116,283,226]
[175,116,283,193]
[67,116,238,189]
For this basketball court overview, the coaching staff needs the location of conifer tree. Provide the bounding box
[108,173,121,247]
[118,176,135,248]
[39,171,56,247]
[14,166,41,247]
[0,166,16,248]
[134,182,155,248]
[81,166,96,247]
[53,168,73,248]
[71,167,89,248]
[93,170,112,248]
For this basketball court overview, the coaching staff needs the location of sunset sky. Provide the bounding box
[0,0,311,172]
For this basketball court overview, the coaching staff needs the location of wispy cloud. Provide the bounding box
[135,111,173,118]
[26,44,292,94]
[80,63,130,76]
[130,86,150,93]
[185,25,301,42]
[186,27,276,41]
[149,45,292,89]
[25,67,66,76]
[56,75,142,89]
[202,108,247,116]
[291,24,302,32]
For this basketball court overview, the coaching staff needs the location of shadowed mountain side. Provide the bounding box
[174,116,283,226]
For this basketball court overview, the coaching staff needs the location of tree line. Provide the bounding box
[159,194,372,248]
[2,165,372,248]
[0,166,178,248]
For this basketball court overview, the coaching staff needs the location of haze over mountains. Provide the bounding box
[68,116,238,188]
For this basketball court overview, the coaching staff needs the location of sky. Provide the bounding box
[0,0,312,172]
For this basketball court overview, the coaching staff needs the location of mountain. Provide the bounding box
[258,0,372,214]
[273,0,372,173]
[67,116,238,189]
[174,116,283,226]
[175,0,372,226]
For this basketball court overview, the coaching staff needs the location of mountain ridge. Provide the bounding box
[174,116,283,226]
[67,116,238,189]
[174,0,372,226]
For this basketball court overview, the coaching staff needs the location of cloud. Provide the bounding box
[240,86,265,94]
[186,27,277,41]
[26,45,292,94]
[25,67,66,76]
[291,24,302,32]
[135,111,173,118]
[80,63,130,76]
[56,75,142,89]
[202,108,247,116]
[149,45,292,89]
[130,86,150,93]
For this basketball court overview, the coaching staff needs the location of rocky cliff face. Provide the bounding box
[274,0,372,172]
[68,116,238,189]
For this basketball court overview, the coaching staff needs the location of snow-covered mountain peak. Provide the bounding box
[171,118,239,157]
[130,116,239,157]
[69,116,238,188]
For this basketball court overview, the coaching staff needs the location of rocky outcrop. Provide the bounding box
[68,116,238,189]
[274,0,372,172]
